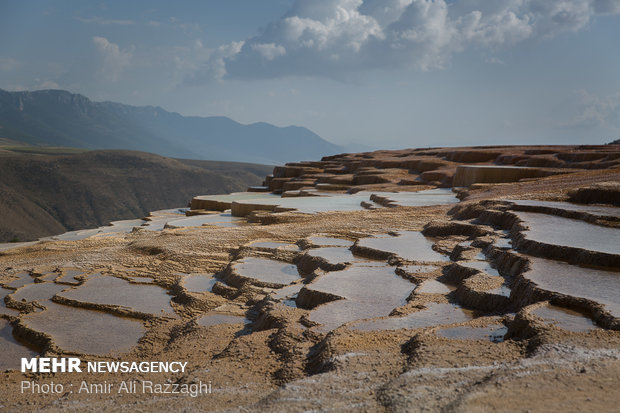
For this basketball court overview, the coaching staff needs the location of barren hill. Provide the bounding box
[0,149,272,242]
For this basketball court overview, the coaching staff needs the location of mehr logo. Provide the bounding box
[21,358,82,373]
[21,357,189,373]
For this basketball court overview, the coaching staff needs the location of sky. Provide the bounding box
[1,0,619,149]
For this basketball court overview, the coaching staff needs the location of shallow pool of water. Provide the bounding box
[0,241,37,252]
[307,236,354,247]
[0,318,38,370]
[306,263,416,331]
[22,302,145,355]
[306,247,361,265]
[39,271,59,282]
[193,192,279,204]
[43,228,102,242]
[357,231,449,262]
[230,189,458,215]
[524,257,619,318]
[57,276,177,317]
[140,210,186,231]
[459,261,501,277]
[506,199,620,219]
[45,219,146,241]
[283,299,298,308]
[166,213,249,228]
[128,276,155,284]
[514,212,619,256]
[182,274,218,293]
[488,284,511,297]
[231,257,301,287]
[437,324,508,342]
[102,219,147,233]
[531,304,598,332]
[271,283,304,300]
[378,189,459,207]
[234,193,369,214]
[4,272,34,289]
[9,282,68,305]
[55,269,86,285]
[248,241,288,249]
[399,265,438,274]
[417,279,456,294]
[150,208,188,216]
[1,287,19,316]
[350,303,473,331]
[494,237,512,249]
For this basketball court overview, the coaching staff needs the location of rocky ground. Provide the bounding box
[0,145,619,412]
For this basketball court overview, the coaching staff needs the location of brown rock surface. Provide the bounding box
[1,144,619,412]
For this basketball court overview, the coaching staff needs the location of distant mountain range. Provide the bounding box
[0,89,343,164]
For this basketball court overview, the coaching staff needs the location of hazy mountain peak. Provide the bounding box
[0,88,342,164]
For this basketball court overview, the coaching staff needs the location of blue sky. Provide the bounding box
[1,0,619,149]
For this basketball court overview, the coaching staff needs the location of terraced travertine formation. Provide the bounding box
[0,145,619,412]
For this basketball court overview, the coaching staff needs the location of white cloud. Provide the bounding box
[36,80,60,89]
[184,40,244,83]
[562,90,620,128]
[251,43,286,60]
[486,57,505,65]
[1,59,60,90]
[196,0,620,80]
[592,0,620,14]
[0,57,20,72]
[168,39,214,87]
[6,79,60,91]
[93,36,133,82]
[76,16,135,25]
[5,84,27,91]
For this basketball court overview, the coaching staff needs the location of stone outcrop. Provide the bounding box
[452,165,566,187]
[568,182,620,206]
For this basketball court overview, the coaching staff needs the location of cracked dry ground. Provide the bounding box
[1,148,620,412]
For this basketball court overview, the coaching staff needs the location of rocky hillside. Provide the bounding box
[0,89,342,164]
[256,144,620,194]
[0,149,272,242]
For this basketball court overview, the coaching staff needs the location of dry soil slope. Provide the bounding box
[0,149,272,242]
